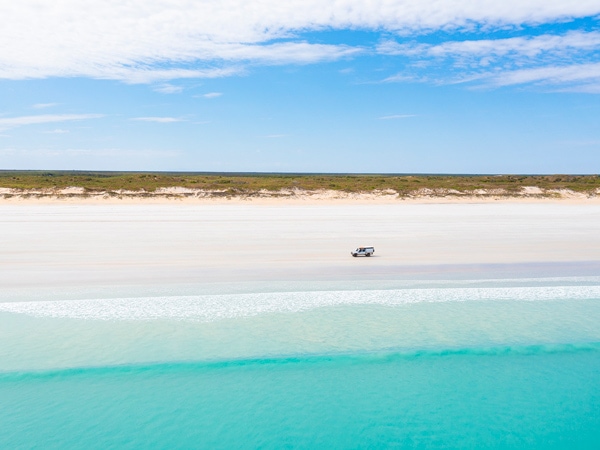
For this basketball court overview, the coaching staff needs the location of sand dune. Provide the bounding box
[1,186,600,204]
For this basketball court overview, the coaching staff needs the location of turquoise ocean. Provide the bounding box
[2,275,600,448]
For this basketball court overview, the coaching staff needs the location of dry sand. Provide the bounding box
[2,201,599,298]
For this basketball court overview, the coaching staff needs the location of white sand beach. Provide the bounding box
[2,201,599,297]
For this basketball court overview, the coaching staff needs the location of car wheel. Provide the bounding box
[366,253,371,257]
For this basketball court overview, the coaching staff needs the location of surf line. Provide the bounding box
[0,285,599,321]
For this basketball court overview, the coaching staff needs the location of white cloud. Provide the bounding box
[212,42,360,64]
[202,92,223,98]
[154,84,183,94]
[98,67,242,84]
[378,114,416,120]
[131,117,185,123]
[43,129,70,134]
[378,31,600,61]
[32,103,58,109]
[380,74,426,84]
[0,114,103,130]
[481,63,600,90]
[1,1,599,82]
[380,31,600,91]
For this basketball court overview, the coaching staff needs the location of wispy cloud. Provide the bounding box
[378,114,417,120]
[42,128,70,134]
[0,114,103,131]
[378,31,600,59]
[106,67,242,84]
[153,84,183,94]
[32,103,58,109]
[2,1,599,83]
[479,62,600,91]
[131,117,185,123]
[379,31,600,92]
[202,92,223,98]
[380,74,426,84]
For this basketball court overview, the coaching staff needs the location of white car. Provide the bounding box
[351,246,374,257]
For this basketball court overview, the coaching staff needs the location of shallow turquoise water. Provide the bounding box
[2,347,600,449]
[2,278,600,448]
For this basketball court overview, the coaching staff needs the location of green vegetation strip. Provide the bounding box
[1,171,599,195]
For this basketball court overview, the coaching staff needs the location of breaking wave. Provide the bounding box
[1,285,599,322]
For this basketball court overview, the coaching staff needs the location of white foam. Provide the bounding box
[1,285,599,322]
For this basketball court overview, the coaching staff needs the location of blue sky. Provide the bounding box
[1,1,599,173]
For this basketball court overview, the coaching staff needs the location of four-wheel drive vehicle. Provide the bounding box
[351,246,375,257]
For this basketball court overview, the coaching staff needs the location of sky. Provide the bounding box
[1,1,600,174]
